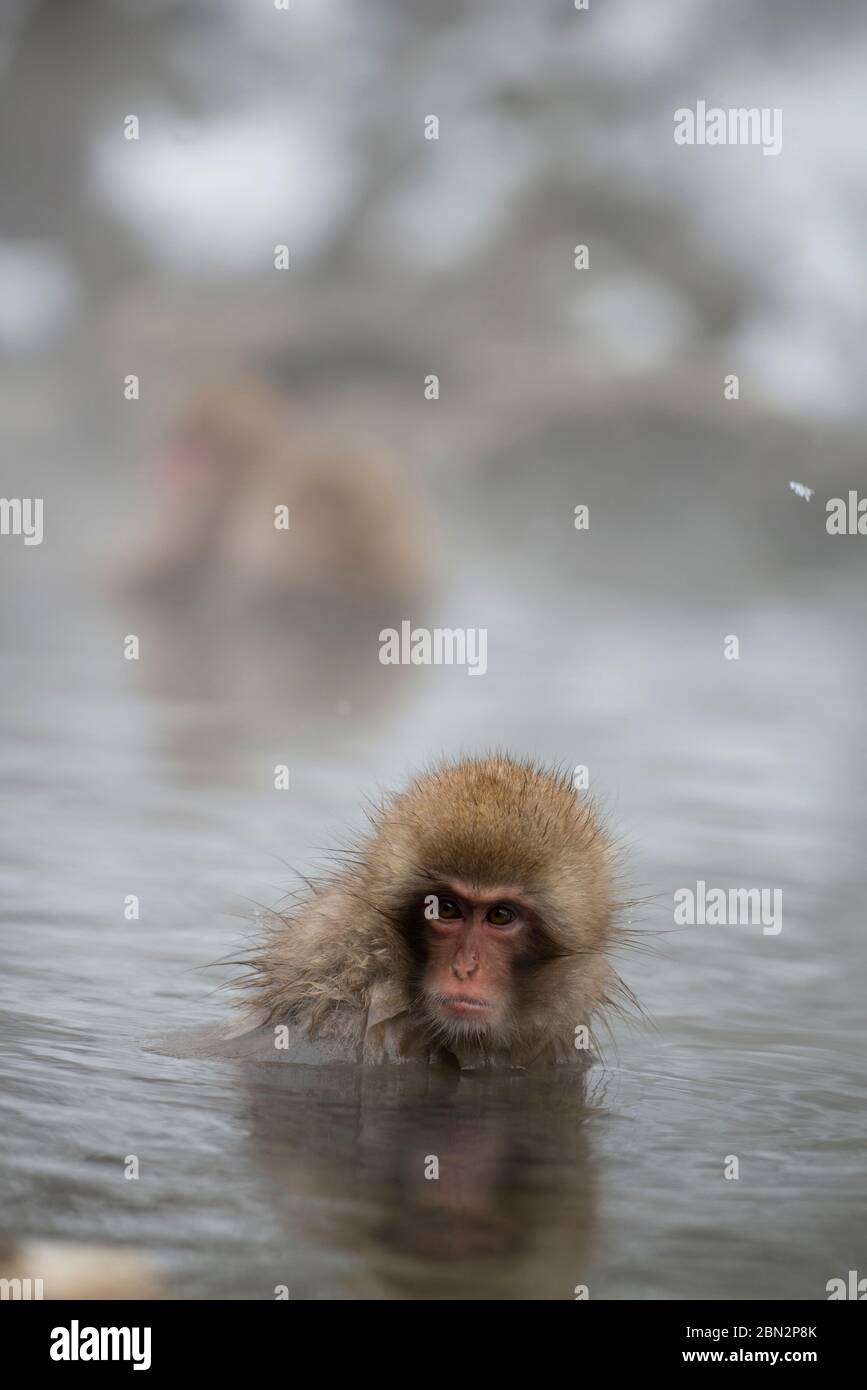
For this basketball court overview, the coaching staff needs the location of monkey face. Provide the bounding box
[243,758,617,1069]
[157,425,223,495]
[414,884,536,1043]
[156,386,284,499]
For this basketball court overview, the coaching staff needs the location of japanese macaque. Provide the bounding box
[121,380,427,609]
[241,756,624,1069]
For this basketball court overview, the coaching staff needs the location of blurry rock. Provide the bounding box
[0,1238,162,1300]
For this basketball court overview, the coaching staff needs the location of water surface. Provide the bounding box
[2,514,864,1300]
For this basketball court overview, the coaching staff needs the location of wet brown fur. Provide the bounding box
[240,755,624,1069]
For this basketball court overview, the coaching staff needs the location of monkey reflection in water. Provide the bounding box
[238,755,629,1072]
[246,1062,597,1293]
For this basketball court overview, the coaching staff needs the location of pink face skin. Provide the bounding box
[421,883,533,1029]
[155,431,218,493]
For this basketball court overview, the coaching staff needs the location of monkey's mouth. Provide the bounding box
[434,993,492,1018]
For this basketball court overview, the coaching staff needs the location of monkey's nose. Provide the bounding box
[452,957,479,979]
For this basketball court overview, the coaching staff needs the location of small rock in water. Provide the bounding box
[0,1238,162,1299]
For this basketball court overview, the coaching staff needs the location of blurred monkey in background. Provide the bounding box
[120,379,429,614]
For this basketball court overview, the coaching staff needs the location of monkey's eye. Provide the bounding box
[487,905,516,927]
[436,897,462,921]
